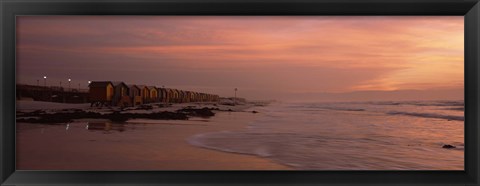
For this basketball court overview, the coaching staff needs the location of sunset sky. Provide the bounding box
[16,16,464,101]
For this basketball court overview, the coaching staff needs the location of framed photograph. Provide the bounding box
[1,0,480,185]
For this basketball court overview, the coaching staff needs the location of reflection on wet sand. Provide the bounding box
[17,111,289,170]
[86,122,126,132]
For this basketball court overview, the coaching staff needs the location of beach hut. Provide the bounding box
[88,81,114,107]
[197,93,202,102]
[183,91,189,103]
[178,90,185,103]
[204,93,209,102]
[137,85,150,103]
[192,92,200,102]
[165,88,172,103]
[205,94,210,102]
[157,88,167,103]
[176,89,182,103]
[184,91,189,102]
[171,89,180,103]
[178,90,187,103]
[188,91,195,102]
[148,86,158,102]
[167,88,176,103]
[183,90,190,103]
[190,92,196,102]
[112,82,130,107]
[208,94,214,102]
[128,85,142,106]
[162,88,172,103]
[157,88,165,103]
[162,88,169,103]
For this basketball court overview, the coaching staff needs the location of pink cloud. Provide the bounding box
[16,16,463,99]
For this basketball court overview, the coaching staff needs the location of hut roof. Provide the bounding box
[127,84,140,90]
[137,85,149,90]
[112,81,128,87]
[147,86,157,90]
[88,81,112,88]
[157,87,170,92]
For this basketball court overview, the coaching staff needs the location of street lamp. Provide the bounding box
[234,88,238,106]
[68,78,71,90]
[43,76,47,87]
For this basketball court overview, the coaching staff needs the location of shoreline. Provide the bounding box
[16,101,291,170]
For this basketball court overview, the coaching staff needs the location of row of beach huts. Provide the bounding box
[89,81,220,107]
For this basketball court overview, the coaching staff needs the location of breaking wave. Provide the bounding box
[387,111,464,121]
[187,100,464,170]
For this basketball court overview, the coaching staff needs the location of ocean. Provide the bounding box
[188,100,464,170]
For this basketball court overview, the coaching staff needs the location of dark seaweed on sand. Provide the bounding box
[17,107,218,123]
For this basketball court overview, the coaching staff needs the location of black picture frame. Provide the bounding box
[1,0,479,185]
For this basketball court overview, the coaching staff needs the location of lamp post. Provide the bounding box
[68,79,71,90]
[43,76,47,87]
[234,88,237,106]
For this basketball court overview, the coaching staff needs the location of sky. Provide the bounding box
[16,16,464,101]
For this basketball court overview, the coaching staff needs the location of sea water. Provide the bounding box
[188,100,464,170]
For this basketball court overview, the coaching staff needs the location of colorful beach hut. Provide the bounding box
[128,85,142,106]
[148,86,158,103]
[156,88,167,103]
[88,81,114,107]
[112,82,130,107]
[171,89,180,103]
[137,85,150,103]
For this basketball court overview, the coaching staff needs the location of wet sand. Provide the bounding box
[16,111,291,170]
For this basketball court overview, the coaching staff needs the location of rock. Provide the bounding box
[177,107,215,117]
[16,109,189,123]
[442,144,456,149]
[252,110,258,113]
[108,111,129,123]
[139,105,153,110]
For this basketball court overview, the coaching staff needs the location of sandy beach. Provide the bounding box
[16,100,464,170]
[16,101,291,170]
